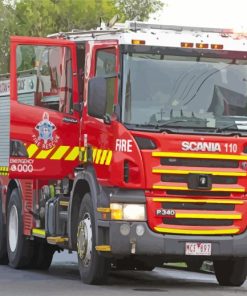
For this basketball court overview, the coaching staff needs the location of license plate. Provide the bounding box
[185,242,212,256]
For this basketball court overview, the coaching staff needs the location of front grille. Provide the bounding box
[151,150,245,235]
[166,190,230,196]
[162,202,235,211]
[161,158,239,168]
[162,174,237,184]
[163,218,233,226]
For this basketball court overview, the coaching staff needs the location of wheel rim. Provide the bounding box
[77,213,92,267]
[8,205,18,252]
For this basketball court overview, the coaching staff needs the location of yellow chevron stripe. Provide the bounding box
[152,198,244,204]
[100,150,108,165]
[105,150,112,166]
[36,148,54,159]
[50,146,70,160]
[27,144,39,158]
[93,148,97,162]
[95,149,102,164]
[152,151,247,160]
[26,144,113,165]
[65,146,79,161]
[153,185,245,192]
[95,149,103,164]
[154,227,240,235]
[152,169,247,177]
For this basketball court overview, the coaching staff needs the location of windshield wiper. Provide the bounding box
[124,122,175,133]
[216,122,247,132]
[156,117,209,128]
[157,119,187,127]
[124,122,161,130]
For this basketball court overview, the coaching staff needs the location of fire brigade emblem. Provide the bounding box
[33,112,59,150]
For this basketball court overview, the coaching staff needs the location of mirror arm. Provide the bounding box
[73,102,83,116]
[103,114,111,124]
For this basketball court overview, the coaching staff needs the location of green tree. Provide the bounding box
[0,0,15,73]
[13,0,117,36]
[116,0,164,21]
[0,0,164,73]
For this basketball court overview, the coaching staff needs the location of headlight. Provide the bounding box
[110,203,146,221]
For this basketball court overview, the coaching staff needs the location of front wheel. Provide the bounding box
[77,193,109,284]
[214,258,247,286]
[30,239,56,270]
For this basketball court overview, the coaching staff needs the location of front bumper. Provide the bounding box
[108,221,247,257]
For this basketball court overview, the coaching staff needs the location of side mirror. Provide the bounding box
[88,77,107,119]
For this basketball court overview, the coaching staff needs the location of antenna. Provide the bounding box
[99,17,107,30]
[108,14,120,28]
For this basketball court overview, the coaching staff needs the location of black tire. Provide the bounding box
[0,198,8,264]
[214,258,247,286]
[30,239,55,270]
[7,189,33,268]
[77,193,109,284]
[186,259,203,271]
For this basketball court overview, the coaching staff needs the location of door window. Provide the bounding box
[95,48,116,116]
[16,45,73,113]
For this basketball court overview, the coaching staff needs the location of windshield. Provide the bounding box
[121,51,247,132]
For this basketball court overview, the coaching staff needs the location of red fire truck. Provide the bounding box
[1,21,247,286]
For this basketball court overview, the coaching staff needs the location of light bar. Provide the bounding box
[196,43,209,49]
[181,42,193,48]
[132,39,145,45]
[211,44,224,49]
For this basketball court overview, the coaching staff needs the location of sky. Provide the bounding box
[150,0,247,30]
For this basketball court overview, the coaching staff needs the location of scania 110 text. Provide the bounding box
[1,21,247,286]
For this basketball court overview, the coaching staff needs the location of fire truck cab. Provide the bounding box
[1,21,247,286]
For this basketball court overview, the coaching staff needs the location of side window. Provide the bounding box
[16,45,73,113]
[76,44,86,103]
[95,48,116,115]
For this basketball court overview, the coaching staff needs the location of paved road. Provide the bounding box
[0,251,246,296]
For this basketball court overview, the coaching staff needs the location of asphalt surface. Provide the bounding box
[0,251,246,296]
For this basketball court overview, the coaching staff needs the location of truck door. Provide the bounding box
[82,41,119,182]
[9,36,81,179]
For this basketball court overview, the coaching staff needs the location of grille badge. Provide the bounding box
[156,209,176,217]
[241,161,247,170]
[188,174,212,190]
